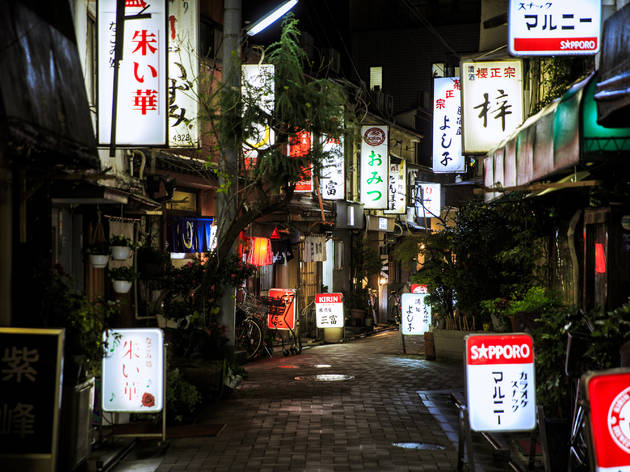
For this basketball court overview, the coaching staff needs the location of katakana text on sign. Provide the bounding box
[466,333,536,432]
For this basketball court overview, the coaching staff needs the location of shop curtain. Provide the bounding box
[167,217,213,253]
[303,235,327,262]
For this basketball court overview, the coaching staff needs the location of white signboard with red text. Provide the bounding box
[415,182,441,218]
[461,60,523,154]
[98,0,167,146]
[508,0,601,56]
[102,328,164,413]
[315,293,344,328]
[466,333,536,432]
[585,369,630,471]
[360,126,389,209]
[433,77,464,173]
[401,293,431,335]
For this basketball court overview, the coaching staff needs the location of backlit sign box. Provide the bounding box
[385,160,407,214]
[267,288,296,330]
[242,64,275,167]
[102,328,164,413]
[508,0,601,56]
[433,77,464,173]
[401,293,431,335]
[315,293,344,328]
[584,369,630,471]
[98,0,168,146]
[415,182,441,218]
[320,135,345,200]
[466,333,536,432]
[289,129,312,193]
[461,60,524,154]
[360,126,389,210]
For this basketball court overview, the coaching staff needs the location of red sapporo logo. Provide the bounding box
[363,127,386,146]
[608,386,630,453]
[141,392,155,407]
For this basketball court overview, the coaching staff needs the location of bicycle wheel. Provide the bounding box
[236,318,262,359]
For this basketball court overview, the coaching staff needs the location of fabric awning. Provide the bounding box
[483,72,630,197]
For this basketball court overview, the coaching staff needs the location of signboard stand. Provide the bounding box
[456,404,476,472]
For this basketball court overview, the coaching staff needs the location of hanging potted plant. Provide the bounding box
[110,235,134,261]
[86,241,110,268]
[108,266,137,294]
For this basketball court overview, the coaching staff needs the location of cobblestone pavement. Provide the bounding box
[110,331,477,471]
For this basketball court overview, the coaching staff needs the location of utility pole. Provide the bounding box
[218,0,241,345]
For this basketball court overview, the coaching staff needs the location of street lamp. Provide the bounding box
[245,0,298,36]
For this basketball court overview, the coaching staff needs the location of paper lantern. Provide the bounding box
[247,237,273,266]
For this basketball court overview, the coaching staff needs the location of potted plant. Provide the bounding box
[86,241,110,268]
[110,235,134,261]
[108,266,137,294]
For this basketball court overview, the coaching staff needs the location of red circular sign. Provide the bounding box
[608,386,630,453]
[363,127,386,146]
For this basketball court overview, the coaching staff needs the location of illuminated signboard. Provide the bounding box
[415,182,441,218]
[242,64,275,167]
[508,0,601,56]
[98,0,167,146]
[385,160,406,214]
[320,135,345,200]
[462,60,523,154]
[289,129,312,193]
[584,369,630,471]
[102,328,164,413]
[410,284,428,294]
[267,288,296,330]
[315,293,344,328]
[401,293,431,335]
[433,77,464,172]
[466,333,536,432]
[168,0,200,147]
[360,126,388,209]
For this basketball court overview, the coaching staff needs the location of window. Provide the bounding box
[166,190,198,212]
[370,66,382,91]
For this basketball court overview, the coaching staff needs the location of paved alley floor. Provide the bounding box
[107,331,501,471]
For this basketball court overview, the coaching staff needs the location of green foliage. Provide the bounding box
[86,241,110,255]
[109,235,133,247]
[530,57,592,114]
[108,266,137,281]
[166,368,202,424]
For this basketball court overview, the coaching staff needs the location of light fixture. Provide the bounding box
[246,0,298,36]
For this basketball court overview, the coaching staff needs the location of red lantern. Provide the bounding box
[247,237,273,266]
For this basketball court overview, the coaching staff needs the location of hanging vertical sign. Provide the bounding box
[315,293,344,328]
[401,293,431,335]
[360,126,388,209]
[168,0,199,147]
[584,369,630,472]
[433,77,464,173]
[415,182,441,218]
[102,328,164,413]
[466,333,536,432]
[267,288,296,330]
[320,135,345,200]
[385,160,406,214]
[0,328,63,468]
[98,0,168,146]
[508,0,601,56]
[289,129,313,193]
[461,60,523,154]
[242,64,275,168]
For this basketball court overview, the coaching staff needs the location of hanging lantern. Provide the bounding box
[247,237,273,266]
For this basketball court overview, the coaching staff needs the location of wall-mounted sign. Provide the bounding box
[360,126,388,209]
[462,60,523,154]
[414,182,441,219]
[315,293,344,328]
[385,160,406,214]
[288,129,312,193]
[466,333,536,432]
[320,135,345,200]
[508,0,601,56]
[267,288,296,330]
[584,369,630,471]
[98,0,167,146]
[102,328,164,413]
[401,293,431,335]
[433,77,464,172]
[168,0,199,147]
[0,328,63,467]
[242,64,275,167]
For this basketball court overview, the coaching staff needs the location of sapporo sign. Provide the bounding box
[0,328,64,470]
[102,328,164,413]
[465,333,536,432]
[508,0,601,56]
[315,293,344,328]
[584,369,630,471]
